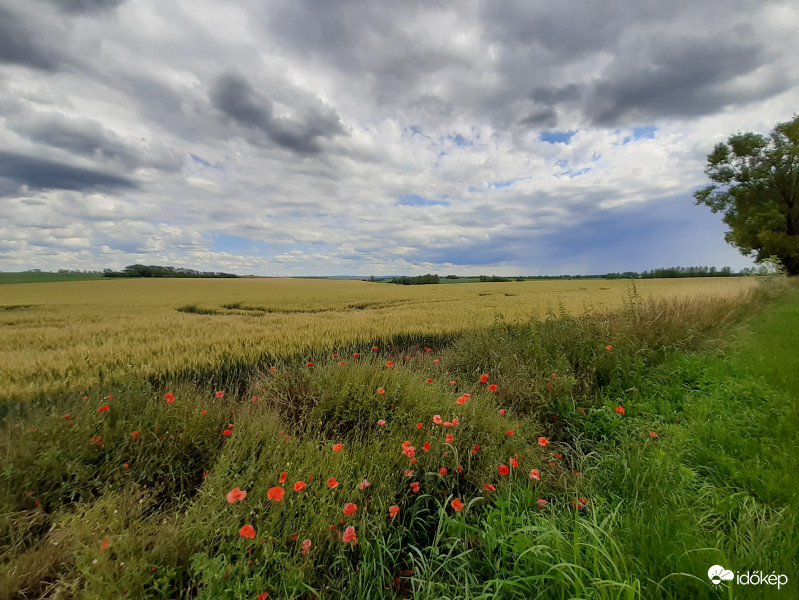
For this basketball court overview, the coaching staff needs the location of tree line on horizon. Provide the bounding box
[102,264,238,278]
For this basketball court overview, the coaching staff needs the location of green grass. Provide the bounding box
[0,278,795,599]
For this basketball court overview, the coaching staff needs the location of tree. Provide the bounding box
[694,114,799,275]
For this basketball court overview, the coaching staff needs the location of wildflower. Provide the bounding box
[327,477,339,488]
[409,481,420,493]
[480,374,489,383]
[372,346,379,350]
[416,423,423,429]
[432,415,442,425]
[615,406,625,415]
[529,469,540,481]
[338,361,346,366]
[123,463,129,468]
[359,479,370,490]
[452,417,459,425]
[388,505,399,519]
[451,498,464,511]
[488,384,498,391]
[353,352,360,357]
[301,539,311,555]
[444,434,453,444]
[499,408,506,416]
[537,498,547,509]
[498,464,510,476]
[450,381,457,385]
[457,465,463,473]
[537,437,549,447]
[267,487,285,502]
[506,430,514,436]
[258,593,269,600]
[333,443,343,452]
[215,391,224,398]
[409,457,417,464]
[510,458,518,468]
[378,419,387,426]
[605,345,612,350]
[422,442,431,452]
[386,360,393,367]
[97,405,110,412]
[131,431,139,439]
[426,378,433,384]
[444,421,452,427]
[307,362,313,367]
[649,431,659,438]
[164,393,176,404]
[342,526,357,544]
[570,496,588,510]
[434,359,440,364]
[100,537,109,551]
[456,395,466,405]
[252,396,260,402]
[472,444,480,454]
[200,410,206,415]
[438,467,448,476]
[402,445,416,458]
[227,487,247,503]
[239,524,256,539]
[377,387,386,395]
[279,471,287,483]
[404,469,415,477]
[343,503,357,515]
[293,481,306,492]
[483,483,496,492]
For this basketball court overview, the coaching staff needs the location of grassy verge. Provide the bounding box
[0,279,794,599]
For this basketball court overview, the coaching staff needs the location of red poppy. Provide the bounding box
[97,405,110,412]
[456,395,466,405]
[258,593,269,600]
[307,362,313,366]
[480,374,489,383]
[386,360,393,367]
[388,505,400,519]
[506,430,514,436]
[438,467,448,476]
[123,463,129,468]
[649,431,659,438]
[378,419,387,426]
[451,498,464,511]
[100,537,109,550]
[426,378,433,384]
[409,457,417,464]
[434,359,440,364]
[452,417,459,425]
[131,431,139,439]
[279,471,287,483]
[239,524,256,539]
[605,345,612,350]
[450,381,457,385]
[416,423,423,429]
[432,415,442,425]
[200,410,207,415]
[343,503,358,515]
[353,352,360,357]
[342,526,357,544]
[421,442,431,452]
[472,444,480,454]
[164,392,176,403]
[615,406,625,415]
[359,479,370,490]
[338,361,346,366]
[409,481,420,492]
[227,487,247,503]
[538,437,549,447]
[488,384,497,392]
[294,481,306,492]
[372,346,379,350]
[301,539,311,555]
[529,469,540,481]
[402,445,416,458]
[215,391,224,398]
[267,487,285,502]
[404,469,415,477]
[377,387,386,395]
[333,443,343,452]
[537,498,547,509]
[499,408,506,416]
[498,464,510,476]
[444,421,452,427]
[445,433,454,443]
[221,429,232,436]
[570,496,588,510]
[483,483,496,492]
[510,458,518,468]
[327,477,339,488]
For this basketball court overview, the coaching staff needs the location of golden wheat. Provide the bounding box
[0,277,755,400]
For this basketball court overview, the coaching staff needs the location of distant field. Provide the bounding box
[0,272,106,285]
[0,277,756,401]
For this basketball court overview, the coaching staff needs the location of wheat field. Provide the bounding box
[0,277,756,401]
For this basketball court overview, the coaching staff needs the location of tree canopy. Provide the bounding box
[694,114,799,275]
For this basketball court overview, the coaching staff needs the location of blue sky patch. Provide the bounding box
[395,194,450,207]
[540,130,577,144]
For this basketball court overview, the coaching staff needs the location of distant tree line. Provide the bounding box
[103,264,238,278]
[389,273,440,285]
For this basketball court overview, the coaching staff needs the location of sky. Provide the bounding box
[1,0,798,276]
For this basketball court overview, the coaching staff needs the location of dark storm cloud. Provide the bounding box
[0,6,65,71]
[53,0,127,14]
[0,151,137,195]
[209,71,347,154]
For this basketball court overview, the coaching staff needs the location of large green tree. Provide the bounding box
[694,114,799,275]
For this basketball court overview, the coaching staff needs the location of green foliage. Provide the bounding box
[694,114,799,275]
[104,264,238,278]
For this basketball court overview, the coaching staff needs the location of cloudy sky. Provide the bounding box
[1,0,797,276]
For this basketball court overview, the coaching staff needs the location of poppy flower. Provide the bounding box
[506,430,514,436]
[307,362,313,367]
[499,408,506,417]
[402,440,411,447]
[456,395,466,405]
[378,419,387,426]
[377,387,386,395]
[409,457,417,464]
[239,524,256,539]
[434,359,440,364]
[388,505,399,519]
[293,481,306,492]
[359,479,370,490]
[445,434,454,443]
[372,346,379,350]
[131,431,139,439]
[342,526,357,544]
[570,496,588,510]
[409,481,420,492]
[353,352,360,357]
[258,593,269,600]
[99,537,109,550]
[215,391,224,398]
[444,421,452,427]
[451,498,464,511]
[386,360,393,367]
[91,435,103,445]
[498,464,510,476]
[510,458,518,468]
[267,487,285,502]
[488,384,498,391]
[529,469,540,481]
[472,444,480,454]
[615,406,625,415]
[338,361,346,366]
[301,539,311,555]
[553,453,562,459]
[279,471,287,483]
[200,410,206,415]
[420,442,431,452]
[402,446,416,458]
[343,503,358,515]
[432,414,442,425]
[649,431,659,438]
[404,469,415,477]
[537,437,549,447]
[327,477,339,488]
[333,443,343,452]
[480,374,489,383]
[537,498,547,509]
[483,483,496,492]
[123,463,129,468]
[97,405,110,412]
[416,423,423,429]
[452,417,459,425]
[426,378,433,384]
[438,467,448,476]
[605,345,612,350]
[227,487,247,503]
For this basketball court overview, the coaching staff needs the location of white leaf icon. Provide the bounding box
[708,565,734,584]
